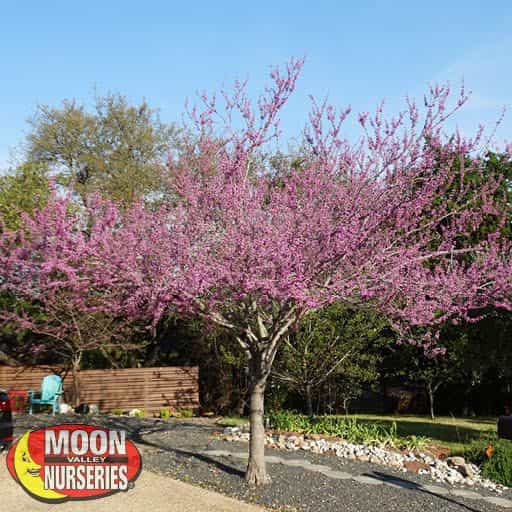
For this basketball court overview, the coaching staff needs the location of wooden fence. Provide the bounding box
[0,365,199,415]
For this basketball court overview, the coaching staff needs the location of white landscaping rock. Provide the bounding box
[220,426,507,494]
[59,403,72,414]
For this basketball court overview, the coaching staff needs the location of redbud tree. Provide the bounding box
[0,197,143,404]
[2,59,511,486]
[139,59,509,485]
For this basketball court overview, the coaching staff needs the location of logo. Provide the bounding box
[6,424,142,503]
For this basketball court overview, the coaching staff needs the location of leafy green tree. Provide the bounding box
[26,93,177,205]
[0,162,50,230]
[457,310,512,415]
[392,331,467,419]
[0,163,51,365]
[272,303,391,416]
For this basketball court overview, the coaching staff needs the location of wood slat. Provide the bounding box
[0,365,199,414]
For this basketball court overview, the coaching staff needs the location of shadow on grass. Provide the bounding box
[355,417,495,446]
[463,418,498,426]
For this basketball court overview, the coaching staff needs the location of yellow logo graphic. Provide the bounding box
[11,431,65,501]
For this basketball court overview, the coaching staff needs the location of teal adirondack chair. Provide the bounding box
[28,374,63,415]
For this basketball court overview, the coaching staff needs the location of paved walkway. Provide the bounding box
[201,449,512,509]
[0,452,265,512]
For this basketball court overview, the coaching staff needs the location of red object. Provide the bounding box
[7,390,28,414]
[0,396,9,412]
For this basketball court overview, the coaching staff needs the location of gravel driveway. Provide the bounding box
[8,414,512,512]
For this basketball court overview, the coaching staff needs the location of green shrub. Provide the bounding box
[267,410,311,432]
[160,408,172,420]
[460,435,496,467]
[133,409,145,418]
[400,435,429,451]
[180,408,194,418]
[482,440,512,487]
[266,411,428,450]
[112,408,124,416]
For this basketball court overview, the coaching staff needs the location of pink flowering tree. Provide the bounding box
[0,196,145,404]
[123,60,509,486]
[2,59,511,486]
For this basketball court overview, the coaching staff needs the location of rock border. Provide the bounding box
[221,426,504,493]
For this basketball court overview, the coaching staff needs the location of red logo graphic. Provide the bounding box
[6,424,142,503]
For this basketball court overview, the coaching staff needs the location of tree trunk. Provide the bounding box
[71,353,82,407]
[245,382,270,486]
[305,384,313,417]
[235,394,246,417]
[343,397,350,415]
[427,383,435,420]
[240,305,298,486]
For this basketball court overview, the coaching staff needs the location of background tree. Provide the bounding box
[25,93,177,205]
[0,162,50,230]
[0,162,51,365]
[143,315,250,415]
[392,333,467,419]
[272,303,389,416]
[456,310,512,416]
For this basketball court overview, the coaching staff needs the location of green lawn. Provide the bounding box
[218,416,250,427]
[346,414,497,452]
[218,414,498,453]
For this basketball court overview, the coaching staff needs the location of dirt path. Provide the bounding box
[0,452,265,512]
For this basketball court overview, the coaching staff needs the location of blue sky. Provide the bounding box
[1,1,512,169]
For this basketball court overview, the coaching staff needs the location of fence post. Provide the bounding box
[144,370,149,413]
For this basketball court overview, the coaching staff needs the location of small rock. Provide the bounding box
[305,433,324,440]
[299,440,311,450]
[404,460,430,473]
[446,456,466,467]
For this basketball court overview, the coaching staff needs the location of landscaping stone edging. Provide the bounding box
[221,426,505,494]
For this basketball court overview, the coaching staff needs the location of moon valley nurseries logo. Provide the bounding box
[6,424,142,503]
